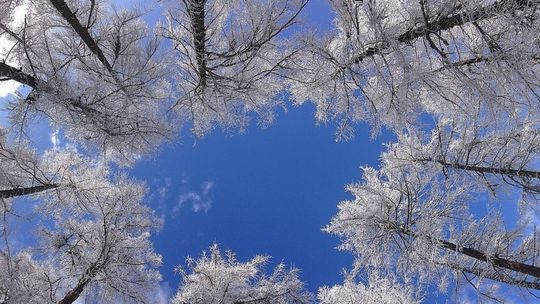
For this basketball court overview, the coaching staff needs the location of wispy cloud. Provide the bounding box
[147,177,171,227]
[173,181,214,214]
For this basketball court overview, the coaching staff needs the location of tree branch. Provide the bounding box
[0,62,38,88]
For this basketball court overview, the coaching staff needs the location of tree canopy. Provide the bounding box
[1,0,540,302]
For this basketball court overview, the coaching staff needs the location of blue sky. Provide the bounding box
[130,103,393,293]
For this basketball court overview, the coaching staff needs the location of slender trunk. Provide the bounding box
[395,225,540,279]
[434,159,540,179]
[57,278,91,304]
[351,0,539,64]
[0,184,59,199]
[0,62,38,88]
[443,261,540,290]
[48,0,116,78]
[187,0,207,87]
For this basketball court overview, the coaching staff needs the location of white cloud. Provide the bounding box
[173,181,214,215]
[146,177,171,227]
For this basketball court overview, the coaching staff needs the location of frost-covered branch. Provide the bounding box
[172,244,313,304]
[161,0,307,136]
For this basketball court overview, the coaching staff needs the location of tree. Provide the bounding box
[159,0,308,136]
[287,0,540,139]
[172,244,313,304]
[0,127,57,199]
[318,273,419,304]
[0,137,161,303]
[1,0,171,164]
[383,119,540,197]
[283,0,540,300]
[325,134,540,300]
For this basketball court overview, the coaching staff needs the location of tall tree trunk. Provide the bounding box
[57,278,90,304]
[186,0,207,87]
[0,184,59,198]
[48,0,118,80]
[435,160,540,179]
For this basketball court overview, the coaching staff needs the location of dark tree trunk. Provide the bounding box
[0,62,38,88]
[0,184,59,198]
[49,0,116,77]
[57,278,90,304]
[187,0,207,87]
[436,160,540,179]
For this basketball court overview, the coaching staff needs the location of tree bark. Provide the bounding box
[0,184,59,198]
[186,0,207,87]
[0,62,38,88]
[436,160,540,179]
[57,277,90,304]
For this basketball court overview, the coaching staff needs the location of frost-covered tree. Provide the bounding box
[172,244,313,304]
[0,0,171,163]
[160,0,307,136]
[384,120,540,198]
[288,0,540,139]
[326,138,540,300]
[1,182,162,304]
[0,126,113,200]
[0,138,161,303]
[296,1,540,300]
[0,128,56,199]
[318,273,419,304]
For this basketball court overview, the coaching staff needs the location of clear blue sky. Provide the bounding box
[129,102,394,293]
